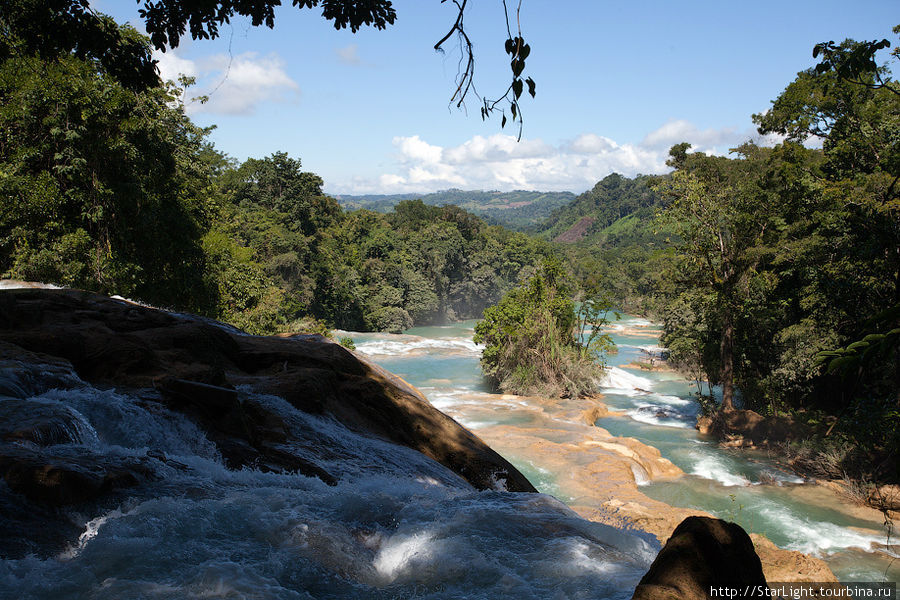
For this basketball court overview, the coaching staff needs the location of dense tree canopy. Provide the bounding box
[0,52,216,310]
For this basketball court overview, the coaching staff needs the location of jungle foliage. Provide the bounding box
[3,4,899,477]
[0,12,550,335]
[534,30,899,477]
[474,257,615,398]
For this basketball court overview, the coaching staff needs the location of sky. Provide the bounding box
[97,0,898,196]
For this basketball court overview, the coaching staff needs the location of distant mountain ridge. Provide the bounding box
[532,173,674,315]
[334,189,576,231]
[536,173,666,245]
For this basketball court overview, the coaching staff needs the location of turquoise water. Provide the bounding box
[348,316,899,582]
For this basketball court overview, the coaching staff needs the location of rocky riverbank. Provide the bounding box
[462,391,837,584]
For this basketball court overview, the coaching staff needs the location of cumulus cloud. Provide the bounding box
[640,119,741,151]
[155,51,198,81]
[327,120,783,195]
[153,49,299,115]
[396,135,443,164]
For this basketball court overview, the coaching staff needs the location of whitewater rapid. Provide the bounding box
[1,340,658,599]
[353,319,898,581]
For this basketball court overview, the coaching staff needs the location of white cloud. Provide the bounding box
[155,51,198,82]
[640,119,747,154]
[565,134,618,155]
[153,49,299,116]
[327,120,783,195]
[335,44,363,65]
[395,135,443,164]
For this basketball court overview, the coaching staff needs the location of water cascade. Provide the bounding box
[351,318,899,582]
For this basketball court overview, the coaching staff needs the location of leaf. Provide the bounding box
[512,79,523,99]
[505,38,515,55]
[511,58,524,77]
[526,77,536,98]
[826,355,857,374]
[501,114,507,128]
[520,44,530,60]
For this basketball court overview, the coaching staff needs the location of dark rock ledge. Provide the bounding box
[0,288,536,509]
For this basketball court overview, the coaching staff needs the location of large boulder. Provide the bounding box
[632,516,767,600]
[696,409,809,448]
[0,287,536,494]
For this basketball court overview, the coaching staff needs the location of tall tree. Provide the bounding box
[755,30,900,407]
[657,144,781,411]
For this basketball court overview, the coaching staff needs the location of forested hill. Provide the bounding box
[532,173,673,315]
[536,174,665,245]
[335,189,575,231]
[0,37,554,336]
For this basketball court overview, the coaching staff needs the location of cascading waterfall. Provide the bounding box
[0,357,658,599]
[353,319,899,582]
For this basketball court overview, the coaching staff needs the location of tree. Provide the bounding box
[474,257,613,398]
[656,144,782,411]
[756,30,900,408]
[0,52,216,310]
[0,0,159,90]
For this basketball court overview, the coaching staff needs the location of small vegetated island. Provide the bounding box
[474,257,616,399]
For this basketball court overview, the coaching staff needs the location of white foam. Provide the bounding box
[598,367,654,396]
[59,507,128,560]
[652,394,691,406]
[690,455,752,487]
[630,463,650,485]
[757,505,883,555]
[619,318,652,327]
[355,337,481,357]
[639,345,667,354]
[373,530,437,582]
[626,407,692,429]
[0,280,62,290]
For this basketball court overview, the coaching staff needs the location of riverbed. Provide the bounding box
[348,317,899,582]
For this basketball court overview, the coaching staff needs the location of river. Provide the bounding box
[349,317,899,582]
[2,312,895,598]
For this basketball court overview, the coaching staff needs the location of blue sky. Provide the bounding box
[98,1,898,195]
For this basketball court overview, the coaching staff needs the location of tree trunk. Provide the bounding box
[720,309,735,412]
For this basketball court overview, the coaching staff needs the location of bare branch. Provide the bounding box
[434,0,535,140]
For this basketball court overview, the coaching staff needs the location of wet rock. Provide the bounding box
[697,410,809,448]
[0,445,154,505]
[632,516,767,600]
[581,402,609,424]
[0,287,535,493]
[254,445,338,485]
[749,534,837,583]
[0,398,95,446]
